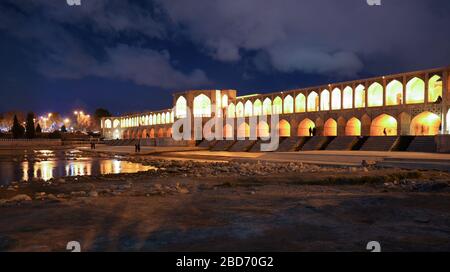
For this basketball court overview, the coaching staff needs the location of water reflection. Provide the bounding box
[0,158,155,185]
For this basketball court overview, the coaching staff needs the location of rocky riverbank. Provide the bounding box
[0,156,449,251]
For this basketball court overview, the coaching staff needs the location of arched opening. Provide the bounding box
[263,98,272,115]
[370,114,397,136]
[149,128,155,138]
[355,84,366,108]
[295,93,306,113]
[193,94,212,117]
[237,122,250,138]
[410,112,441,136]
[273,96,282,114]
[279,119,291,137]
[244,100,253,117]
[141,129,148,138]
[320,89,330,111]
[166,112,171,123]
[161,113,166,124]
[156,113,161,124]
[324,118,337,136]
[222,94,229,108]
[224,124,234,139]
[428,75,443,103]
[283,95,294,114]
[257,121,270,138]
[113,119,120,128]
[228,103,236,118]
[166,127,173,138]
[157,128,164,138]
[152,115,156,125]
[331,88,341,110]
[345,117,361,136]
[104,119,112,129]
[368,82,383,107]
[236,102,244,117]
[253,99,262,116]
[343,87,353,109]
[406,77,425,104]
[307,92,319,112]
[386,80,403,106]
[297,118,315,136]
[123,130,129,139]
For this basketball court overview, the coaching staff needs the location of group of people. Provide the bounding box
[308,127,317,137]
[90,142,96,150]
[135,142,141,153]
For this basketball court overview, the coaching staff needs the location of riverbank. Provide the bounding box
[0,155,449,252]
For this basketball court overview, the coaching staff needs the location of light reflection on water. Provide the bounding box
[0,158,155,185]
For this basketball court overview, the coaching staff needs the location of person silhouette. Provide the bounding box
[383,128,387,136]
[309,127,313,137]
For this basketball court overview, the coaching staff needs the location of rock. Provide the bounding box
[363,167,369,172]
[414,217,430,224]
[177,187,190,194]
[56,193,67,198]
[88,191,99,197]
[45,194,61,202]
[0,194,32,205]
[70,191,87,197]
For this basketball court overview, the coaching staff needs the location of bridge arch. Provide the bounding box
[307,92,319,112]
[324,118,337,136]
[345,117,361,136]
[386,80,403,106]
[428,75,443,103]
[370,114,397,136]
[283,95,294,114]
[193,94,212,117]
[368,82,383,107]
[279,119,291,137]
[410,111,441,136]
[237,122,250,138]
[406,77,425,104]
[298,118,315,136]
[295,93,306,113]
[257,121,270,138]
[320,89,330,111]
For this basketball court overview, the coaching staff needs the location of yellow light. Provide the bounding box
[74,111,78,115]
[48,113,52,117]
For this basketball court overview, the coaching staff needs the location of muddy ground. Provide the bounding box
[0,157,449,252]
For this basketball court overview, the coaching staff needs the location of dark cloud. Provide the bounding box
[0,0,211,89]
[158,0,450,76]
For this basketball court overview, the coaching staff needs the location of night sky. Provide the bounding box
[1,0,450,116]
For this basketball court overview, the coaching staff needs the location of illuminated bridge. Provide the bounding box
[101,66,450,153]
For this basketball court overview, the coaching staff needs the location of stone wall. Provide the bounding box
[436,135,450,153]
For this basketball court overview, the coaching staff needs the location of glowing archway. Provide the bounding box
[428,75,443,103]
[355,84,366,108]
[343,87,353,109]
[253,99,262,116]
[104,119,112,129]
[406,77,425,104]
[263,98,272,115]
[113,119,120,128]
[193,94,212,117]
[345,117,361,136]
[236,102,244,117]
[324,118,337,136]
[224,124,234,139]
[166,127,173,137]
[257,121,270,138]
[237,122,250,138]
[370,114,397,136]
[150,128,155,138]
[307,92,319,112]
[228,103,236,118]
[320,90,330,111]
[279,119,291,137]
[157,128,164,138]
[295,93,306,113]
[141,129,148,138]
[368,82,383,107]
[273,96,282,114]
[410,112,441,136]
[298,118,315,136]
[331,88,341,110]
[386,80,403,106]
[283,95,294,114]
[244,100,253,117]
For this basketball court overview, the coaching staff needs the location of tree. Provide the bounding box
[93,108,111,130]
[35,123,42,134]
[61,125,67,133]
[11,115,25,139]
[25,112,36,139]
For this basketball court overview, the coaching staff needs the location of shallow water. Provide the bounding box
[0,149,155,185]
